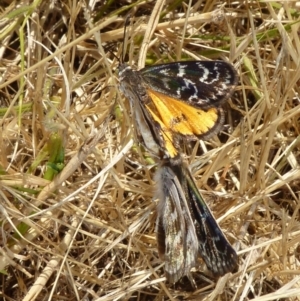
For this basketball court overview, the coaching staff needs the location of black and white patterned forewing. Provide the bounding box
[141,61,238,109]
[155,164,198,284]
[184,167,238,276]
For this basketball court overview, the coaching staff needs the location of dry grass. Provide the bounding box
[1,0,300,300]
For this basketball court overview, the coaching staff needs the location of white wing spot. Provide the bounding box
[178,64,187,77]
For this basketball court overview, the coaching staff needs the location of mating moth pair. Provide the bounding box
[117,26,238,283]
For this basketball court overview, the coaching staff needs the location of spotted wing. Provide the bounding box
[155,164,198,283]
[141,60,238,109]
[183,163,238,276]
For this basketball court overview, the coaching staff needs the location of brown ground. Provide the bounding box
[1,1,300,300]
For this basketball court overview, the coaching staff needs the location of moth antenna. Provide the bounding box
[107,47,120,63]
[121,14,132,63]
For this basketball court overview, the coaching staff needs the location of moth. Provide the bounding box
[155,161,238,283]
[118,60,237,159]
